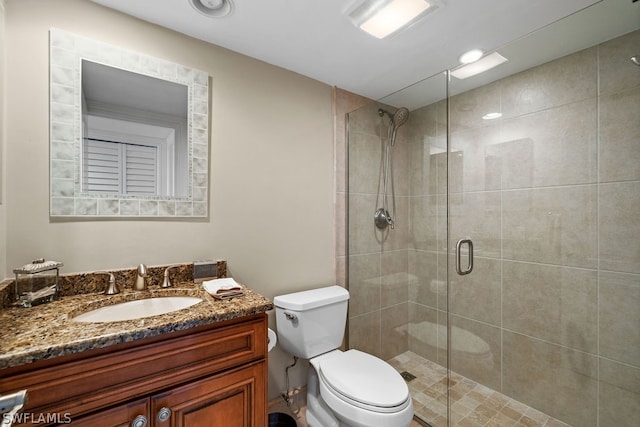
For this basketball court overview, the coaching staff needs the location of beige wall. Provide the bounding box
[0,0,6,280]
[3,0,335,398]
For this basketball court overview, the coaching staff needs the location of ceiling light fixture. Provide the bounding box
[451,52,508,79]
[189,0,233,18]
[348,0,442,39]
[482,112,502,120]
[459,49,483,64]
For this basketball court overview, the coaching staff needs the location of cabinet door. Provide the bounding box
[151,362,266,427]
[66,398,149,427]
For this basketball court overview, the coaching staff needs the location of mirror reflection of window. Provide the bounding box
[83,117,170,195]
[50,29,210,218]
[81,60,188,197]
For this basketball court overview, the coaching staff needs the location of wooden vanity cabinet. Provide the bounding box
[70,362,265,427]
[150,361,265,427]
[0,314,268,427]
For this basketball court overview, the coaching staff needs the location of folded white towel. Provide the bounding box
[203,278,244,299]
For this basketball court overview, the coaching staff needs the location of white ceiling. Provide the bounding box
[90,0,637,104]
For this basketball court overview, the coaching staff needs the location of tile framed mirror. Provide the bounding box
[49,29,209,218]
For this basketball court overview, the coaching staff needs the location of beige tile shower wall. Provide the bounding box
[405,30,640,427]
[334,88,372,290]
[405,96,449,368]
[344,99,415,361]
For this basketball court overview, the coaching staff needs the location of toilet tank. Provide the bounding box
[274,286,349,359]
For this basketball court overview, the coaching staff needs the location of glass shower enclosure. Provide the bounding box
[345,2,639,426]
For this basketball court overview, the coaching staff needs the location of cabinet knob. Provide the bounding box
[131,415,148,427]
[157,407,172,423]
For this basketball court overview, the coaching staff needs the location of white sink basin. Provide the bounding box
[72,296,203,323]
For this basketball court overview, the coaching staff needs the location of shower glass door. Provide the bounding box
[445,9,639,427]
[347,3,639,426]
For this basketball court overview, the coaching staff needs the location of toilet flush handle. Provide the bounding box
[284,311,297,322]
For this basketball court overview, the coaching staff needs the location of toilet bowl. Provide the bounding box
[311,350,413,427]
[274,286,413,427]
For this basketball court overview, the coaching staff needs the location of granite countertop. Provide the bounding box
[0,282,273,370]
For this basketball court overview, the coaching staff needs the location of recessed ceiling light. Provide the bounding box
[482,112,502,120]
[189,0,233,17]
[451,52,508,79]
[459,49,483,64]
[348,0,442,39]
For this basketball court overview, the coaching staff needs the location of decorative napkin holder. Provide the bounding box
[13,258,63,307]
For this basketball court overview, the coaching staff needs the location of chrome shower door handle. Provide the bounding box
[455,237,474,275]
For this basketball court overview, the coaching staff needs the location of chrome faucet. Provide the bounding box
[135,264,148,291]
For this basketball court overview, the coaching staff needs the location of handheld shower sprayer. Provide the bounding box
[375,107,410,230]
[378,107,410,127]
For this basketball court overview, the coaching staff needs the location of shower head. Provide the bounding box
[393,107,409,127]
[378,107,410,127]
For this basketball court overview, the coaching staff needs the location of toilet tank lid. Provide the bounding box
[274,285,349,311]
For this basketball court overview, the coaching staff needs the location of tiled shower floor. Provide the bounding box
[389,351,572,427]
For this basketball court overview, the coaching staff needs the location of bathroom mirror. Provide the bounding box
[49,29,209,218]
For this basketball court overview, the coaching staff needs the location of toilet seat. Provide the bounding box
[318,350,411,413]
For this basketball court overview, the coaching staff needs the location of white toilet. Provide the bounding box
[274,286,413,427]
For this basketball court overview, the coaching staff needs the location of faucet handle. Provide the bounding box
[162,265,181,288]
[94,271,119,295]
[137,264,148,277]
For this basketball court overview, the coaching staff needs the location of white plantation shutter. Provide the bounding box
[84,139,122,193]
[83,138,158,195]
[124,144,158,195]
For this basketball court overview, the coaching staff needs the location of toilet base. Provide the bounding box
[306,367,341,427]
